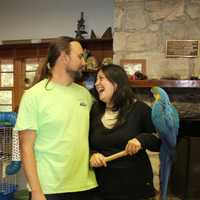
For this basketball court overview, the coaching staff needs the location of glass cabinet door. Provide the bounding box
[0,59,13,111]
[0,57,45,111]
[24,58,39,88]
[24,58,45,88]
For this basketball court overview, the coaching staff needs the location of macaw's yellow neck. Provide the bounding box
[154,94,160,102]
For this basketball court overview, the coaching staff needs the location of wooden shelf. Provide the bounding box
[129,80,200,88]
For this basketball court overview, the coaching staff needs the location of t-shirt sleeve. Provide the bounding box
[14,91,38,132]
[87,91,93,110]
[141,102,155,133]
[83,87,93,110]
[89,102,99,154]
[135,102,161,151]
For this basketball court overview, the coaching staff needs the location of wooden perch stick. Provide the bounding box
[105,150,128,162]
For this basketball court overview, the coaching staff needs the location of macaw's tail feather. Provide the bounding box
[171,148,177,162]
[160,146,172,200]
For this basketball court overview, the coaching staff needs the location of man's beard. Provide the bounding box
[65,68,84,82]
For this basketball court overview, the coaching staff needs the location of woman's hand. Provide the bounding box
[90,153,107,168]
[125,138,142,156]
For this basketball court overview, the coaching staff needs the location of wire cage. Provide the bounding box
[0,126,17,200]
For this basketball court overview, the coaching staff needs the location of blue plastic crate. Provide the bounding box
[0,183,17,200]
[0,192,15,200]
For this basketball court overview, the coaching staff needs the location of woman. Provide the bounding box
[90,64,160,200]
[15,37,97,200]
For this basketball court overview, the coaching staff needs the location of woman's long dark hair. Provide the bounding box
[94,64,136,128]
[32,36,75,86]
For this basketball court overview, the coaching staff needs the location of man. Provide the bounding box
[15,37,97,200]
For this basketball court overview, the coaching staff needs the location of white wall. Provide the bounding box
[0,0,113,42]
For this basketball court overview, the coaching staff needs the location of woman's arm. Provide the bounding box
[136,133,160,151]
[136,102,161,151]
[19,130,46,200]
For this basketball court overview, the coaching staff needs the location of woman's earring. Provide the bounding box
[47,63,51,70]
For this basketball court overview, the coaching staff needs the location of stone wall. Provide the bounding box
[113,0,200,79]
[113,1,200,193]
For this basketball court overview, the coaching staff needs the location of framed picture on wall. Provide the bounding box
[120,59,146,77]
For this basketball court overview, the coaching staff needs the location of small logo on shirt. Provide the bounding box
[80,102,87,107]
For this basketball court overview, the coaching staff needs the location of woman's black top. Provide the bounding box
[90,101,161,199]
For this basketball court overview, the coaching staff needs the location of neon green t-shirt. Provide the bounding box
[15,79,97,194]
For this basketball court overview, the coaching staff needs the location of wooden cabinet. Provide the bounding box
[0,39,113,61]
[0,39,113,111]
[81,39,113,64]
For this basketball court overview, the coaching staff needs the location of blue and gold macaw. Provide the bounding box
[150,87,179,200]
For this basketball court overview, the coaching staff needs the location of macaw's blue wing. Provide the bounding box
[164,104,179,148]
[152,101,179,151]
[171,105,179,131]
[151,101,179,200]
